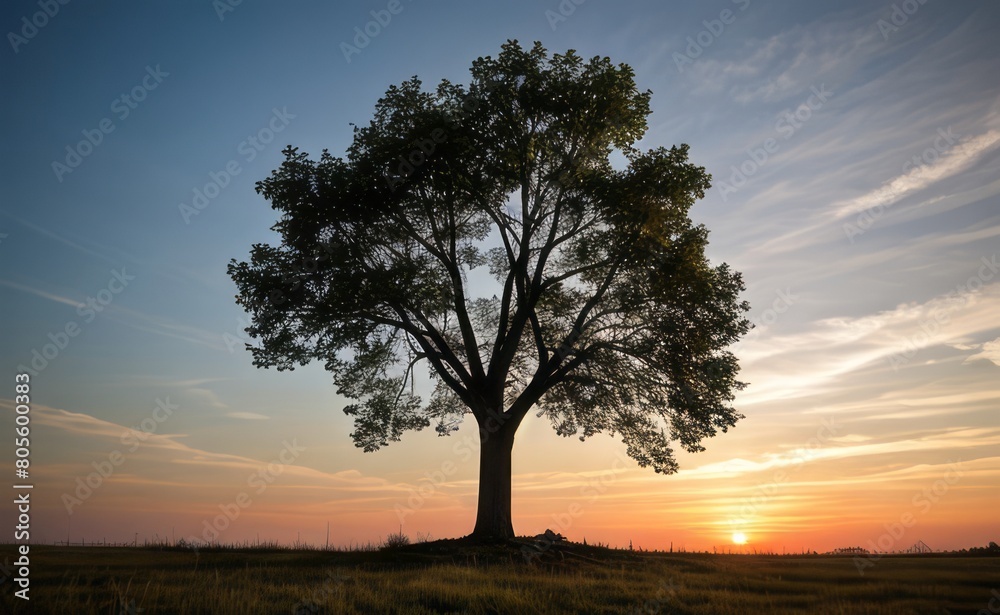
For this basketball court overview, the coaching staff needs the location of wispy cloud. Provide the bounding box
[965,336,1000,366]
[737,281,1000,404]
[0,208,133,266]
[0,398,405,508]
[0,275,227,353]
[187,387,229,410]
[107,376,232,389]
[680,427,1000,479]
[743,126,1000,260]
[111,304,229,351]
[0,278,85,308]
[831,129,1000,219]
[226,411,269,420]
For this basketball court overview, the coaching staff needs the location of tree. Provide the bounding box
[228,40,750,542]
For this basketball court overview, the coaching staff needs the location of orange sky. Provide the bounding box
[3,368,997,553]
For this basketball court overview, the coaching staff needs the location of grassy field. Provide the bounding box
[4,540,998,614]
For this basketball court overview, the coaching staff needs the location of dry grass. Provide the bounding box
[5,540,998,614]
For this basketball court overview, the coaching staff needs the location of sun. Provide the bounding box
[731,531,748,545]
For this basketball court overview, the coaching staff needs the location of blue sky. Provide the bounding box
[1,0,998,550]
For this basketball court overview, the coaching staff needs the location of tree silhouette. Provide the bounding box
[228,40,750,541]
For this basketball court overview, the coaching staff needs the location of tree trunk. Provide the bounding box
[470,421,516,542]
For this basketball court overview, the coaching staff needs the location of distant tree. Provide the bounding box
[971,541,1000,554]
[228,40,750,541]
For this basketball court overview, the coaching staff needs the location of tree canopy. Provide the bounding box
[228,40,750,539]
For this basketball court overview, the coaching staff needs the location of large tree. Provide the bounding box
[228,41,750,542]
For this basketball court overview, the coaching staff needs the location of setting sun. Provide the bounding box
[732,532,748,545]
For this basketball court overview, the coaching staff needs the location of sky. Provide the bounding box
[1,0,998,554]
